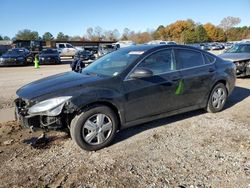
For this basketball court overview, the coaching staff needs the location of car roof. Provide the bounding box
[237,43,250,46]
[11,48,25,50]
[121,44,205,52]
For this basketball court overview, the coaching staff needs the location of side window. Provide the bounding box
[241,45,250,53]
[204,54,216,64]
[59,44,65,48]
[175,49,204,69]
[138,49,175,75]
[66,44,73,48]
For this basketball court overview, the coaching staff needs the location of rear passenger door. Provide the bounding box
[173,48,216,107]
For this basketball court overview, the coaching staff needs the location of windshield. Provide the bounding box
[226,44,250,53]
[81,49,142,77]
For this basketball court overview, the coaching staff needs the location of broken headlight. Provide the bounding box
[28,96,72,116]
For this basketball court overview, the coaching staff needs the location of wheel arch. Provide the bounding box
[77,101,122,130]
[212,79,229,94]
[205,79,228,106]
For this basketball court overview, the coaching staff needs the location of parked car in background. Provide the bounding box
[113,40,136,49]
[188,43,210,51]
[0,48,33,66]
[147,40,177,45]
[15,45,236,151]
[219,43,250,77]
[200,43,211,51]
[224,42,233,50]
[71,50,95,71]
[39,48,61,64]
[209,43,224,50]
[56,43,77,58]
[98,44,117,57]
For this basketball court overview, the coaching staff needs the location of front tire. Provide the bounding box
[206,83,227,113]
[70,105,118,151]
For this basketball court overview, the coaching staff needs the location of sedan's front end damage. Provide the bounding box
[234,60,250,77]
[219,44,250,77]
[15,97,75,131]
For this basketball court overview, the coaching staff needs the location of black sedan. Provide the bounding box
[15,45,236,151]
[74,50,95,61]
[219,43,250,77]
[0,48,33,66]
[71,50,95,71]
[39,48,61,64]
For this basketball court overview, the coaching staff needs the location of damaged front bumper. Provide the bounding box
[15,97,74,131]
[234,60,250,77]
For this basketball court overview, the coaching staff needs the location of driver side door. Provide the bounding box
[123,49,182,122]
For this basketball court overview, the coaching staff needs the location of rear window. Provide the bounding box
[175,49,204,69]
[66,44,73,48]
[204,54,216,64]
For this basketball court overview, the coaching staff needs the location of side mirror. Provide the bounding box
[130,68,153,79]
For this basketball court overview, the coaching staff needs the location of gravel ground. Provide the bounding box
[0,78,249,187]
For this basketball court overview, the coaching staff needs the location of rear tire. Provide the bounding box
[70,105,118,151]
[206,83,227,113]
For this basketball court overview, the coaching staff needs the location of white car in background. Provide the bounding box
[56,43,77,58]
[113,40,136,48]
[147,40,177,45]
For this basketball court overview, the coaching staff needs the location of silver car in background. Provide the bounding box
[219,43,250,77]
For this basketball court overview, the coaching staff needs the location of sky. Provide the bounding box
[0,0,250,38]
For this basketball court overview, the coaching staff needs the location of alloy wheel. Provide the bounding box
[212,87,226,109]
[82,113,113,145]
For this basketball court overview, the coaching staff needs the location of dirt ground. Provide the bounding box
[0,56,249,187]
[0,61,71,110]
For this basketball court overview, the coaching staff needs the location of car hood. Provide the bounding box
[16,71,103,100]
[219,53,250,62]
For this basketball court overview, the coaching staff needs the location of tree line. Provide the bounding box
[0,16,249,44]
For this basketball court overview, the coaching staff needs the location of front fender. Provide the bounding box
[69,87,125,125]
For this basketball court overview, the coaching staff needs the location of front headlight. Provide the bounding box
[28,96,72,116]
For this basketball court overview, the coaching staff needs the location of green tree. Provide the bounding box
[153,25,165,40]
[182,29,197,43]
[15,29,39,40]
[42,32,54,41]
[0,35,3,40]
[3,36,10,40]
[56,32,69,41]
[195,25,208,43]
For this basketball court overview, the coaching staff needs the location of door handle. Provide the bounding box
[171,76,181,82]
